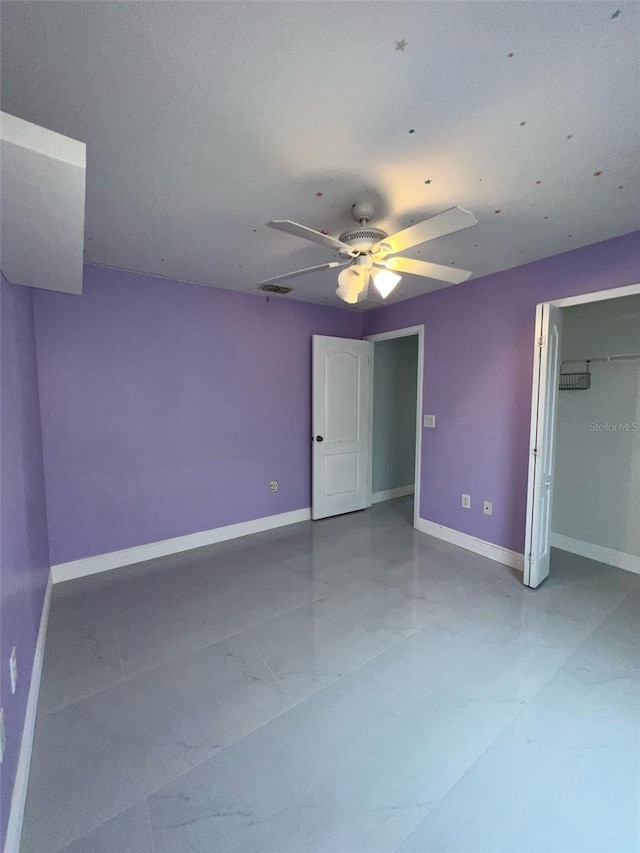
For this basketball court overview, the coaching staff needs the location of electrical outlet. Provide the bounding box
[270,480,278,493]
[423,414,436,428]
[483,501,493,516]
[0,707,5,764]
[9,647,17,695]
[462,494,471,509]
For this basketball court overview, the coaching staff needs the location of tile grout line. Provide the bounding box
[38,610,595,853]
[113,636,426,831]
[383,593,637,853]
[144,797,157,853]
[112,615,125,681]
[136,643,403,810]
[27,499,639,852]
[244,635,298,705]
[43,637,318,853]
[383,646,528,853]
[46,795,155,853]
[38,594,327,718]
[26,605,542,846]
[42,572,630,719]
[46,558,326,639]
[126,635,460,852]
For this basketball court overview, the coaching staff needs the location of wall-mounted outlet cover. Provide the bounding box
[270,480,278,493]
[483,501,493,516]
[9,646,17,695]
[462,494,471,509]
[0,707,5,764]
[424,414,436,428]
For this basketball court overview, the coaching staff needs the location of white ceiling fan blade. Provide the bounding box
[267,220,357,255]
[258,261,348,286]
[382,256,473,284]
[372,207,478,257]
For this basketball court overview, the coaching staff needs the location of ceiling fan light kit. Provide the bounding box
[371,268,401,299]
[262,202,478,305]
[336,263,369,304]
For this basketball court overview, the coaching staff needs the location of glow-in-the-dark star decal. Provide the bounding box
[611,9,622,18]
[396,39,408,51]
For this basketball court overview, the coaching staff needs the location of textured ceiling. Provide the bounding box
[1,1,639,309]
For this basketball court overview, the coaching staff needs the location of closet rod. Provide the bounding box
[561,354,640,365]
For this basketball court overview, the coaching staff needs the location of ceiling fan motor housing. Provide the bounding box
[336,201,388,257]
[338,227,388,256]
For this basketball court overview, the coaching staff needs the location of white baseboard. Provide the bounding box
[5,571,52,853]
[372,485,414,504]
[551,533,640,576]
[51,508,312,584]
[416,517,525,573]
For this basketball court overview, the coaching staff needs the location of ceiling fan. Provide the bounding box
[259,202,478,304]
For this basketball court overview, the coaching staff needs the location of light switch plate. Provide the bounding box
[462,494,471,509]
[423,414,436,428]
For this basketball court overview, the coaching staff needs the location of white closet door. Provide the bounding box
[524,303,563,588]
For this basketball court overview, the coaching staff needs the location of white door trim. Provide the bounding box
[549,282,640,309]
[365,325,424,531]
[5,573,53,853]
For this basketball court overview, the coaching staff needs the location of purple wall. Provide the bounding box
[23,231,640,574]
[364,231,640,553]
[33,266,363,565]
[0,277,50,849]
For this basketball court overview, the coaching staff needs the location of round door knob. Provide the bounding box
[316,435,324,442]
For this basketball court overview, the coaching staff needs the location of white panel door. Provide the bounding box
[524,304,563,588]
[312,335,372,520]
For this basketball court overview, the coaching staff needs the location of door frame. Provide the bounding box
[525,282,640,583]
[364,324,424,531]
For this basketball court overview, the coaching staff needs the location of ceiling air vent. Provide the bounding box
[258,283,293,295]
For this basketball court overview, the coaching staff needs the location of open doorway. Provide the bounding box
[310,327,423,528]
[525,283,640,587]
[552,294,640,573]
[366,325,424,529]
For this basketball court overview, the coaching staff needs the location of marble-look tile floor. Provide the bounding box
[20,498,640,853]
